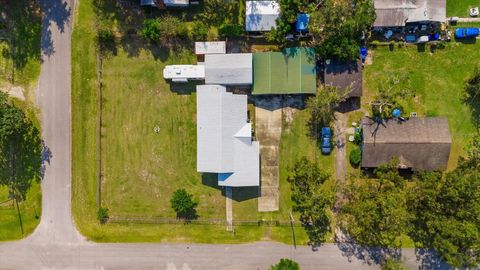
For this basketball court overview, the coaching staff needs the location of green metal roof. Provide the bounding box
[252,47,317,95]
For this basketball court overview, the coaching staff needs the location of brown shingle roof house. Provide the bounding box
[361,117,451,171]
[324,59,362,98]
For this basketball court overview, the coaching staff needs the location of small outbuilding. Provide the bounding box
[361,117,452,171]
[252,47,317,95]
[205,53,253,86]
[195,41,226,55]
[245,1,280,32]
[324,59,363,98]
[373,0,446,27]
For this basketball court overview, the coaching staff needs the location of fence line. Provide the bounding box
[107,216,303,227]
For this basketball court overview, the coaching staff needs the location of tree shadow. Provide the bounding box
[335,230,401,266]
[39,0,72,58]
[415,249,454,270]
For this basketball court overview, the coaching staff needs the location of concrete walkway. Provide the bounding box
[255,97,282,212]
[225,187,233,231]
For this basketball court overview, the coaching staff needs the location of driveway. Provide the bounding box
[0,1,451,269]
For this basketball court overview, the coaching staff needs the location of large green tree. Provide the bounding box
[306,86,346,138]
[409,139,480,268]
[288,157,334,245]
[0,93,42,200]
[465,66,480,128]
[170,188,198,219]
[340,159,410,247]
[309,0,375,60]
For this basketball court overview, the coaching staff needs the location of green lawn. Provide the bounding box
[72,0,333,244]
[447,0,478,17]
[364,42,477,170]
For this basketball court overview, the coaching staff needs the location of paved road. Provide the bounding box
[0,1,449,269]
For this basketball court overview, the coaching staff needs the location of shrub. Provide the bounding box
[206,26,219,41]
[191,21,208,41]
[170,189,198,219]
[97,207,109,224]
[349,147,362,167]
[270,258,300,270]
[140,18,161,41]
[353,129,362,145]
[219,24,244,37]
[98,29,115,46]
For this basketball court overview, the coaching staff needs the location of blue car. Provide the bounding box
[321,127,332,155]
[455,28,480,38]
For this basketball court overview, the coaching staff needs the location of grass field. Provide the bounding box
[447,0,479,17]
[72,0,334,244]
[364,42,478,170]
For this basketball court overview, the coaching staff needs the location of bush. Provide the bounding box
[270,258,300,270]
[97,207,109,224]
[219,24,244,37]
[98,29,115,46]
[353,128,362,145]
[191,21,208,41]
[140,18,161,41]
[349,147,362,167]
[170,189,198,219]
[206,26,219,41]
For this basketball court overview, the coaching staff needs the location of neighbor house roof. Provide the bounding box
[361,117,452,170]
[195,41,226,55]
[205,53,253,85]
[373,0,446,27]
[246,1,280,32]
[324,59,362,98]
[252,47,317,95]
[196,85,260,187]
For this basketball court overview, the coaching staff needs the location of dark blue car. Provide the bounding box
[321,127,332,155]
[455,28,480,38]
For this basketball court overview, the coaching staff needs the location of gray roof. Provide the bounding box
[324,59,362,98]
[361,117,451,170]
[205,54,253,85]
[196,85,260,187]
[246,1,280,32]
[373,0,446,27]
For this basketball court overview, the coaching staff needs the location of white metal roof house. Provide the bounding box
[205,53,253,85]
[373,0,446,27]
[163,65,205,83]
[246,1,280,32]
[197,85,260,187]
[195,41,226,55]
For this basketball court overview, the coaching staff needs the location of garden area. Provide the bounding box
[72,0,336,244]
[0,0,43,241]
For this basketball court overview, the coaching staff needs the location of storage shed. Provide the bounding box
[246,1,280,32]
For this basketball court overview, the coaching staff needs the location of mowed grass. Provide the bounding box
[72,0,326,244]
[364,43,478,170]
[447,0,479,17]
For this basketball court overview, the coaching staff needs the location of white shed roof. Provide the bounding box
[205,53,253,85]
[195,41,226,55]
[163,65,205,82]
[196,85,260,187]
[246,1,280,32]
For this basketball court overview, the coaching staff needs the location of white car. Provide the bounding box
[470,7,479,17]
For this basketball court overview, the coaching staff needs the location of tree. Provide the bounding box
[409,141,480,268]
[170,189,198,219]
[140,16,183,46]
[306,86,346,139]
[309,0,375,60]
[0,92,42,201]
[270,258,300,270]
[349,147,361,167]
[266,19,291,44]
[381,258,407,270]
[340,159,409,247]
[465,66,480,128]
[288,157,334,245]
[140,18,161,42]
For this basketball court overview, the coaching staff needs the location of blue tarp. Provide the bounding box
[392,109,402,118]
[360,47,367,61]
[405,34,416,43]
[296,13,310,32]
